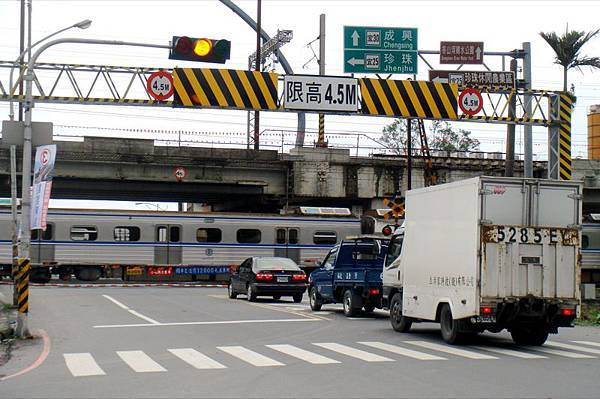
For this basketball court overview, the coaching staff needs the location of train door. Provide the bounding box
[154,225,182,265]
[31,224,55,264]
[274,227,300,264]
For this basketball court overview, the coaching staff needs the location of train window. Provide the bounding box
[114,226,141,242]
[582,235,589,249]
[276,229,286,244]
[31,224,53,241]
[157,227,168,242]
[289,229,299,244]
[71,226,98,241]
[170,226,181,242]
[197,228,222,243]
[313,231,337,245]
[237,229,261,244]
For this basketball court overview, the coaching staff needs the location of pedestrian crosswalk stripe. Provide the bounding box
[572,341,600,348]
[529,347,596,359]
[116,350,167,372]
[545,341,600,356]
[217,346,285,367]
[470,346,547,359]
[64,353,106,377]
[358,341,447,360]
[266,344,340,364]
[168,348,227,369]
[313,343,394,362]
[405,341,498,360]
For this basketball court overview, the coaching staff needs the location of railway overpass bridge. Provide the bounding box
[0,136,560,212]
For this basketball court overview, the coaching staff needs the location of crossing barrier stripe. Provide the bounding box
[558,94,573,180]
[459,115,549,125]
[359,78,458,119]
[16,258,30,314]
[0,94,171,105]
[0,280,228,288]
[172,68,278,111]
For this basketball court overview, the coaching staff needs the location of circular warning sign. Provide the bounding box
[40,148,51,165]
[146,71,174,101]
[459,88,483,116]
[174,166,188,182]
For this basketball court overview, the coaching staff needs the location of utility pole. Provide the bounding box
[407,119,412,190]
[10,146,18,306]
[523,42,533,178]
[316,14,327,148]
[18,0,25,121]
[505,58,517,177]
[253,0,262,150]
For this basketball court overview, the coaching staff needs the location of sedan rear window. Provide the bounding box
[253,258,300,273]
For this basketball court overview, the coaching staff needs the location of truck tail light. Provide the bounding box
[480,306,494,315]
[368,289,380,295]
[256,273,273,280]
[561,308,575,316]
[292,273,307,281]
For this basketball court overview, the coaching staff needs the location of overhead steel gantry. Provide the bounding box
[0,60,573,180]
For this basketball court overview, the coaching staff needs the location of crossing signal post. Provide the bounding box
[169,36,231,64]
[382,197,405,235]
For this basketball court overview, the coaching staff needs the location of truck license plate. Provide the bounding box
[277,277,288,282]
[472,315,496,323]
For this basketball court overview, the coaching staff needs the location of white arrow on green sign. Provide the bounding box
[343,26,418,74]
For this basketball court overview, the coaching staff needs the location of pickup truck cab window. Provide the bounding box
[322,248,338,270]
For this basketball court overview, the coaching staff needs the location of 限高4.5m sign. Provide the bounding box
[283,75,359,112]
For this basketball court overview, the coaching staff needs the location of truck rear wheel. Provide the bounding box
[440,304,466,345]
[343,290,361,317]
[510,326,549,346]
[390,293,412,332]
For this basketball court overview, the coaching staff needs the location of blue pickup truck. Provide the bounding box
[308,236,389,317]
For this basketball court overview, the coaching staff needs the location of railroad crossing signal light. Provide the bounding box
[383,197,405,221]
[169,36,231,64]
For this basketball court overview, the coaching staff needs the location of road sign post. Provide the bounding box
[343,26,418,74]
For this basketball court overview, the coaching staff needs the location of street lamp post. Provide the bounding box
[8,19,93,120]
[16,38,170,338]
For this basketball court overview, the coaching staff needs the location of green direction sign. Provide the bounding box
[343,26,418,74]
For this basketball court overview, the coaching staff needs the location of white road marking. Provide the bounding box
[572,341,600,348]
[102,295,160,325]
[168,348,227,369]
[63,353,106,377]
[117,350,167,372]
[545,341,600,355]
[529,347,595,359]
[94,318,320,329]
[218,346,284,367]
[359,341,447,360]
[470,346,547,359]
[404,341,498,360]
[266,344,340,364]
[312,343,394,362]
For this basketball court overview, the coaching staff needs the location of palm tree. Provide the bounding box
[539,28,600,92]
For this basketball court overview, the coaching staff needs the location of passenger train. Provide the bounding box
[0,207,362,283]
[581,215,600,286]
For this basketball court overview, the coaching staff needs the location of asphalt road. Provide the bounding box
[1,285,600,399]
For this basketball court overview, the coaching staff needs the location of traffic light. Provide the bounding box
[169,36,231,64]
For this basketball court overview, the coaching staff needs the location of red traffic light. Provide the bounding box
[174,36,194,55]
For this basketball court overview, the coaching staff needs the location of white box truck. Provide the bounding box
[382,177,581,345]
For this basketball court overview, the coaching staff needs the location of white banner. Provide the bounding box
[31,144,56,231]
[283,75,359,112]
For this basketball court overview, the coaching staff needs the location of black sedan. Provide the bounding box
[228,257,307,302]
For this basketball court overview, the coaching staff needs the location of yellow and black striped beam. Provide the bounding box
[172,68,278,111]
[559,93,574,180]
[0,94,171,106]
[16,258,30,314]
[459,115,549,126]
[359,79,458,119]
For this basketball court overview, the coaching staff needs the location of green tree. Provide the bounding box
[380,119,480,155]
[539,28,600,91]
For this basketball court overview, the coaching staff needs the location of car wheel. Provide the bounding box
[247,284,257,302]
[227,283,237,299]
[440,304,466,345]
[511,326,549,346]
[390,293,412,333]
[309,287,322,311]
[343,290,361,317]
[292,294,303,303]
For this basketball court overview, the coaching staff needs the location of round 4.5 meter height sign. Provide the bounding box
[146,71,174,101]
[459,88,483,116]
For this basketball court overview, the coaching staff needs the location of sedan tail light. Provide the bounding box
[292,273,307,281]
[256,273,273,280]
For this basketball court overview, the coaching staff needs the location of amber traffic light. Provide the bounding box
[169,36,230,63]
